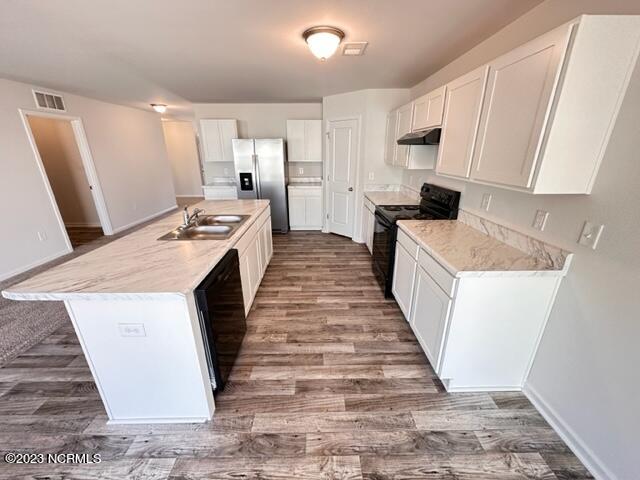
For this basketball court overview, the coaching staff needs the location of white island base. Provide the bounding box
[65,294,214,424]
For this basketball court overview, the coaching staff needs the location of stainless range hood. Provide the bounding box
[397,128,441,145]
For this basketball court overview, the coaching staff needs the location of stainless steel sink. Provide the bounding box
[158,214,249,241]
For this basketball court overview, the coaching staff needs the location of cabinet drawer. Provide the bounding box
[418,248,456,297]
[288,186,321,197]
[397,228,419,259]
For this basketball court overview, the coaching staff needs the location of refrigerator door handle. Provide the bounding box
[253,153,262,199]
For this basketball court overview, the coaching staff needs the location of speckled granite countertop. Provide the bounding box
[2,200,270,301]
[289,182,322,187]
[364,191,419,206]
[398,220,566,276]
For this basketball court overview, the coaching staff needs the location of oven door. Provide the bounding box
[372,211,395,295]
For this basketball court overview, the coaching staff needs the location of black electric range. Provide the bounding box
[372,183,461,298]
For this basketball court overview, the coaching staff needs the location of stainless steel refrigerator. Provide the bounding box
[232,138,289,233]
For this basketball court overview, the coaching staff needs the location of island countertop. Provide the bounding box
[397,219,569,276]
[2,199,270,301]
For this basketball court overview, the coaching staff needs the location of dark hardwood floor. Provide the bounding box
[0,232,592,479]
[66,226,104,248]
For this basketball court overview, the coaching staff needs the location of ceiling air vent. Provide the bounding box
[342,42,368,56]
[32,90,66,111]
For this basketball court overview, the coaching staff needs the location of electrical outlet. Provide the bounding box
[532,210,549,231]
[368,172,375,181]
[298,167,304,175]
[132,201,137,211]
[223,167,229,175]
[37,231,47,242]
[481,193,492,211]
[578,221,604,250]
[118,323,146,337]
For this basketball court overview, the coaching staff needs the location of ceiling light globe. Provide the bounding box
[303,27,344,61]
[151,104,167,113]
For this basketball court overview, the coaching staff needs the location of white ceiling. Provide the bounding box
[0,0,543,114]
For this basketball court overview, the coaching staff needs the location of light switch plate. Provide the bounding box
[481,194,492,211]
[118,323,146,337]
[223,167,229,175]
[578,221,604,249]
[298,167,304,175]
[37,231,47,242]
[368,172,375,181]
[532,210,549,231]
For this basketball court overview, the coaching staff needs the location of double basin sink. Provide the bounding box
[158,214,249,241]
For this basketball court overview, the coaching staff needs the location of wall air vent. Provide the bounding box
[32,90,66,111]
[342,42,368,56]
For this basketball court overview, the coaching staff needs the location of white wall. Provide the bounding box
[322,89,410,241]
[162,120,203,197]
[193,102,322,181]
[0,78,176,281]
[28,116,100,227]
[402,2,640,478]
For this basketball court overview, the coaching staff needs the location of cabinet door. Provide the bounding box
[248,237,262,298]
[258,218,272,276]
[200,119,223,163]
[239,250,254,314]
[391,242,417,319]
[412,86,446,131]
[411,266,452,371]
[305,195,323,229]
[365,209,374,254]
[394,103,413,167]
[218,119,238,163]
[384,112,397,166]
[436,66,489,178]
[470,24,572,188]
[286,120,306,162]
[288,196,306,228]
[304,120,322,162]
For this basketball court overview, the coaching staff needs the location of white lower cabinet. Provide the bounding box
[361,198,375,254]
[393,226,563,392]
[288,186,322,230]
[238,209,272,315]
[410,266,451,372]
[391,242,417,319]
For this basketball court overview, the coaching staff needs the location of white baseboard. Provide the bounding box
[523,383,613,480]
[111,205,178,235]
[0,247,72,283]
[175,195,205,199]
[107,416,209,425]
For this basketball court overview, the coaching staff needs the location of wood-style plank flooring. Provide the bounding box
[0,232,592,479]
[66,226,104,248]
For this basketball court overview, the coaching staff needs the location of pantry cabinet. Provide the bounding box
[199,119,238,163]
[436,65,488,178]
[286,120,322,162]
[412,86,446,131]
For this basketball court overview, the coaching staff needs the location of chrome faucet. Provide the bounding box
[182,207,204,227]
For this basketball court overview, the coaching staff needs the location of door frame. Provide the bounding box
[19,109,114,253]
[323,115,362,237]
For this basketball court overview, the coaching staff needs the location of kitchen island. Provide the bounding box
[2,199,272,424]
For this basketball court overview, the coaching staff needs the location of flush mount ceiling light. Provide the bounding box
[151,104,167,113]
[303,26,345,61]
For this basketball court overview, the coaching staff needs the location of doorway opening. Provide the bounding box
[23,113,111,249]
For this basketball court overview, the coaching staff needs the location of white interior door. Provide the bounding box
[326,118,359,238]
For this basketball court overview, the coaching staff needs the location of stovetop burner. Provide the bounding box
[384,206,403,211]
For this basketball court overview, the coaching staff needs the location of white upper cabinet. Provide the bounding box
[470,15,640,194]
[384,111,397,166]
[200,119,237,163]
[436,65,489,178]
[286,120,322,162]
[394,102,414,168]
[412,86,446,131]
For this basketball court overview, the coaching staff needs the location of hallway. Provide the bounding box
[0,232,590,479]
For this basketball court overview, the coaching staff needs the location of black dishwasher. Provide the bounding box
[194,249,246,394]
